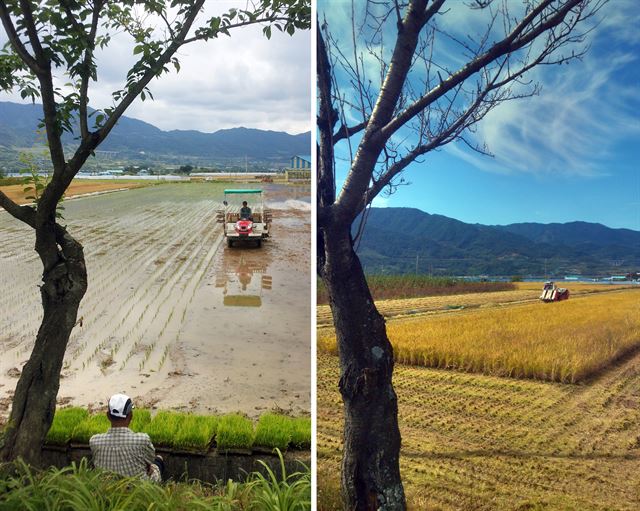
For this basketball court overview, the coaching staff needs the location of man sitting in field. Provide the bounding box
[89,393,164,482]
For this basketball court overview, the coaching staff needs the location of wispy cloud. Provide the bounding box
[446,3,640,178]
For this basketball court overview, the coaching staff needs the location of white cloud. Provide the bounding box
[443,3,640,178]
[0,1,310,134]
[323,0,639,181]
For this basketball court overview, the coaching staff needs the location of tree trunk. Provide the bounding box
[320,224,405,510]
[0,224,87,466]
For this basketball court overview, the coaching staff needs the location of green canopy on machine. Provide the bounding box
[224,189,262,194]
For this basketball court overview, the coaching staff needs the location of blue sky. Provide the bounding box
[325,1,640,230]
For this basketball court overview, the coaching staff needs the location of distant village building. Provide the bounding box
[290,155,311,169]
[286,155,311,181]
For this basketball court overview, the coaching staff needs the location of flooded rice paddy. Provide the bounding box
[0,182,310,418]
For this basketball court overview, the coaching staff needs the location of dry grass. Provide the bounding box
[319,290,640,383]
[317,352,640,510]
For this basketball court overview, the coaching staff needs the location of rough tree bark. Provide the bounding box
[1,222,87,465]
[319,225,404,510]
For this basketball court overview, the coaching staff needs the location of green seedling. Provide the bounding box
[46,407,89,445]
[130,409,151,432]
[143,410,182,447]
[254,413,292,451]
[216,413,255,450]
[172,414,219,451]
[71,414,110,443]
[289,417,311,450]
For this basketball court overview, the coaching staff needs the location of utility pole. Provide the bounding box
[415,254,419,274]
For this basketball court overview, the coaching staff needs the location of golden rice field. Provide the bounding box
[318,290,640,383]
[317,352,640,510]
[513,281,635,293]
[316,282,633,326]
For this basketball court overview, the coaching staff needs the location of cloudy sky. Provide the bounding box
[0,1,310,135]
[325,0,639,230]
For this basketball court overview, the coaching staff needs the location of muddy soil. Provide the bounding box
[0,183,310,420]
[143,199,311,416]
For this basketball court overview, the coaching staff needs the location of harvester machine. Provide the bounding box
[540,281,570,302]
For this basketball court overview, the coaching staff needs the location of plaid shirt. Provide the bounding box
[89,427,161,482]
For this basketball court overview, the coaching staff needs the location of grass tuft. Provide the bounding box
[0,453,310,510]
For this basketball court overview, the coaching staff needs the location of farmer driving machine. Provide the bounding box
[539,281,570,302]
[216,189,272,248]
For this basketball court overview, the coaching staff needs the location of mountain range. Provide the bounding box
[0,101,310,164]
[354,207,640,276]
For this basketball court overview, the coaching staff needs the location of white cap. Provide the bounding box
[108,393,133,418]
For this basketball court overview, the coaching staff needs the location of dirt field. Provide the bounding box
[0,182,310,419]
[0,179,149,205]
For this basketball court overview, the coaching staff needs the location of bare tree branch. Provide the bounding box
[335,0,433,219]
[381,0,591,140]
[333,120,368,143]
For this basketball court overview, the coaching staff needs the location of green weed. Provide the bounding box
[0,455,311,510]
[249,449,311,510]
